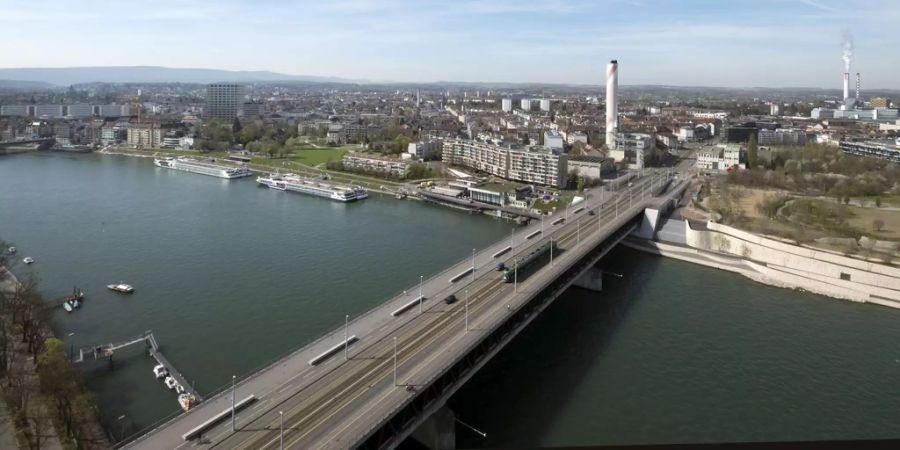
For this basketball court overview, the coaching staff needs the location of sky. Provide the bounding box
[1,0,899,88]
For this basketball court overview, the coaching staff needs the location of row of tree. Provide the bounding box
[1,242,109,449]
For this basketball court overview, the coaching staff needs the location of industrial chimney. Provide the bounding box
[843,72,850,102]
[855,72,860,102]
[605,60,618,149]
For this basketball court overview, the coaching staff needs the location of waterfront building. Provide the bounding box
[101,125,125,144]
[127,123,163,148]
[342,153,411,178]
[205,83,242,121]
[442,138,568,188]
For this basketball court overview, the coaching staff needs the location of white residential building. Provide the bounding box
[442,138,568,188]
[501,98,512,112]
[539,99,551,112]
[520,99,531,111]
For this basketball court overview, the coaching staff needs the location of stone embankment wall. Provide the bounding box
[681,221,900,306]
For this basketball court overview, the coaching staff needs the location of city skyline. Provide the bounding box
[1,0,900,89]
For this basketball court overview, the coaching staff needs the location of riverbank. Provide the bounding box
[96,147,416,198]
[0,267,111,449]
[625,219,900,309]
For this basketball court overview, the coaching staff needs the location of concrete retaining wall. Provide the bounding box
[686,222,900,295]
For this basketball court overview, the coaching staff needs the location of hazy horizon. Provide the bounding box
[2,0,899,89]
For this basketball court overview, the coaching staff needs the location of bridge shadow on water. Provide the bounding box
[435,246,662,448]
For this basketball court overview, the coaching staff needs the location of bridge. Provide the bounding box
[125,170,686,450]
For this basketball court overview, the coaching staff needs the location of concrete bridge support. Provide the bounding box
[574,267,604,291]
[411,406,456,450]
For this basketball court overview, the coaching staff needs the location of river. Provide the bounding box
[2,152,899,445]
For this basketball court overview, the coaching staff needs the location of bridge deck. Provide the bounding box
[126,171,677,449]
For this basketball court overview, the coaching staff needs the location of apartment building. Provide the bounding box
[126,123,163,148]
[758,128,807,146]
[442,139,568,188]
[342,153,411,178]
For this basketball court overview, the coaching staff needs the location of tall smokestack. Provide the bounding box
[843,72,850,101]
[856,72,860,101]
[605,59,618,148]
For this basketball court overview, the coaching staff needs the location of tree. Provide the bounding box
[875,197,882,208]
[873,219,885,232]
[747,134,758,169]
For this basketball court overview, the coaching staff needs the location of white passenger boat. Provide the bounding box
[154,157,252,179]
[256,173,365,202]
[107,283,134,294]
[153,364,168,379]
[63,302,73,312]
[23,257,34,264]
[164,376,177,390]
[7,246,16,254]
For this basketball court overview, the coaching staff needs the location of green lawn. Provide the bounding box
[532,195,574,214]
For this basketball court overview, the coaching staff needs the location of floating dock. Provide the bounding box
[73,330,202,402]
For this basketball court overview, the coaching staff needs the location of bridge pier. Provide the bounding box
[573,266,603,291]
[410,406,456,450]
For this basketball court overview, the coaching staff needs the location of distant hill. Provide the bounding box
[0,66,360,86]
[0,79,57,90]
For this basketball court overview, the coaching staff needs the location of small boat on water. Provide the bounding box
[107,283,134,294]
[164,376,177,390]
[178,393,197,412]
[153,364,168,379]
[63,302,73,312]
[23,257,34,264]
[7,247,15,254]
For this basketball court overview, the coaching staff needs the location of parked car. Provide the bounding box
[444,294,458,304]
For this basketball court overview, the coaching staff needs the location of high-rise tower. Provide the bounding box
[605,60,618,148]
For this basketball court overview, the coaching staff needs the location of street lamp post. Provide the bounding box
[472,248,476,282]
[514,258,518,293]
[550,234,554,267]
[419,275,424,313]
[344,314,349,361]
[279,411,284,450]
[231,375,236,432]
[465,289,469,331]
[577,218,580,246]
[393,336,398,386]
